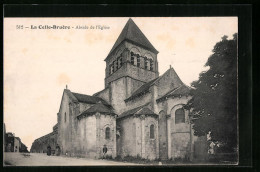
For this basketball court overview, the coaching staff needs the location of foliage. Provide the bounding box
[185,34,238,152]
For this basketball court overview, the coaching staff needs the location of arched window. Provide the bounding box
[175,108,185,124]
[118,55,122,69]
[144,57,148,69]
[150,59,154,71]
[119,57,122,67]
[150,124,155,139]
[131,52,135,65]
[112,64,114,73]
[109,64,113,75]
[105,127,110,139]
[114,60,117,71]
[64,112,66,123]
[137,54,140,67]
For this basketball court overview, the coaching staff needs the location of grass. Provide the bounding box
[113,155,159,165]
[111,155,194,165]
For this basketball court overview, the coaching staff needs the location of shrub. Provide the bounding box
[106,155,113,160]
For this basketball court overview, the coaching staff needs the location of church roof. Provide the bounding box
[77,103,116,119]
[125,67,184,102]
[118,104,157,120]
[124,77,159,102]
[53,123,58,129]
[105,18,158,61]
[156,84,191,102]
[71,92,110,106]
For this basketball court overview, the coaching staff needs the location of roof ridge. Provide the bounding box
[134,106,146,115]
[163,84,185,97]
[121,103,149,115]
[125,77,159,101]
[124,18,131,40]
[156,84,190,102]
[71,91,92,97]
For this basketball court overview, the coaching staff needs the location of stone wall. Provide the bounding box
[117,117,138,157]
[117,115,158,160]
[94,88,110,103]
[105,63,128,86]
[144,116,159,160]
[96,114,117,158]
[171,132,191,159]
[110,77,127,114]
[30,132,57,153]
[77,115,97,158]
[125,77,145,98]
[125,93,152,112]
[57,92,71,154]
[75,113,116,159]
[125,63,158,84]
[157,96,193,160]
[156,69,183,98]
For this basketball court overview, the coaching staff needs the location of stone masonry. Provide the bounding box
[31,18,207,161]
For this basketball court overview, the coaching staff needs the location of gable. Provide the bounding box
[58,89,77,114]
[156,67,184,97]
[124,67,184,102]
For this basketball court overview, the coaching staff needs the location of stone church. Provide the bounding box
[31,18,207,161]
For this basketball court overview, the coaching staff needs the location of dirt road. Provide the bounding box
[3,152,139,166]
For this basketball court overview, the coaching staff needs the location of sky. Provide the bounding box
[4,17,237,150]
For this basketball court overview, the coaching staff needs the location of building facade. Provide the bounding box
[5,132,28,153]
[31,18,207,161]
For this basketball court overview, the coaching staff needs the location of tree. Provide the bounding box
[185,33,238,153]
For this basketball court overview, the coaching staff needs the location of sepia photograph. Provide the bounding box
[3,16,239,166]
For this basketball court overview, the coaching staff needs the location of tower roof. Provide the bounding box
[105,18,158,61]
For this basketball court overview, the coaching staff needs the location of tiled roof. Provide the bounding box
[125,67,185,102]
[119,106,144,119]
[135,107,157,116]
[105,18,158,61]
[53,123,58,131]
[118,104,157,120]
[77,103,116,118]
[93,88,107,96]
[125,77,159,102]
[156,85,190,102]
[71,92,110,106]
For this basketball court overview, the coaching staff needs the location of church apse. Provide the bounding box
[30,18,207,161]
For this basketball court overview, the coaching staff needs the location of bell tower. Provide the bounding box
[104,18,159,88]
[104,18,159,114]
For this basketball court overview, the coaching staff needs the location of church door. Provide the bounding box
[159,110,168,160]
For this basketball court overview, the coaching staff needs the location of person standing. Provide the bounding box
[102,145,107,159]
[47,146,51,156]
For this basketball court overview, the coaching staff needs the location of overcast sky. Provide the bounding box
[4,17,237,150]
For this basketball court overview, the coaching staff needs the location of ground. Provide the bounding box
[3,153,139,166]
[3,152,237,166]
